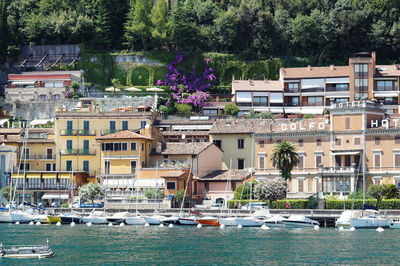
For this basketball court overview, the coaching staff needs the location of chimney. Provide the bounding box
[307,65,312,70]
[372,51,376,63]
[330,64,335,70]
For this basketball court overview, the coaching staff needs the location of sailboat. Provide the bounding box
[125,172,146,225]
[0,146,14,223]
[82,209,108,224]
[220,160,240,226]
[349,106,389,229]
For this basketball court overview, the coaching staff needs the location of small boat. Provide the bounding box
[10,210,34,223]
[197,216,220,226]
[47,216,62,224]
[82,210,108,225]
[178,216,198,225]
[125,215,146,225]
[336,210,362,228]
[389,218,400,229]
[163,216,180,225]
[106,212,129,224]
[143,215,165,225]
[264,216,285,227]
[0,240,55,258]
[281,215,319,227]
[350,205,389,229]
[60,214,82,224]
[235,217,264,227]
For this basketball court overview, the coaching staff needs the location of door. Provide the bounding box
[83,121,89,131]
[130,161,136,174]
[47,148,53,159]
[83,140,89,154]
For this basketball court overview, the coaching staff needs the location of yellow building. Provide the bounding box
[55,99,155,179]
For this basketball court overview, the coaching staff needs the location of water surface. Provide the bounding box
[0,224,398,265]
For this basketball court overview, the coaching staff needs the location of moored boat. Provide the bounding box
[47,216,62,224]
[82,210,108,224]
[60,214,82,224]
[197,216,220,226]
[219,217,237,226]
[125,215,146,225]
[106,212,129,224]
[349,205,389,229]
[178,216,198,225]
[0,211,11,223]
[281,215,319,227]
[0,240,55,258]
[10,210,34,223]
[389,218,400,229]
[143,215,165,225]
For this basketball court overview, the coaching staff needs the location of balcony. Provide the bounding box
[38,154,56,160]
[284,102,299,107]
[301,88,324,93]
[284,88,300,93]
[326,87,349,92]
[20,154,37,160]
[60,129,96,136]
[12,183,77,191]
[62,149,96,155]
[301,102,324,107]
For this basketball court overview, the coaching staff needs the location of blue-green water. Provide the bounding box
[0,223,399,265]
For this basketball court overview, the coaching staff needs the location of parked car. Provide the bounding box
[241,202,268,210]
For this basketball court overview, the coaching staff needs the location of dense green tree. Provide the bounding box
[224,103,239,116]
[150,0,169,49]
[271,142,299,181]
[0,0,8,63]
[125,0,152,50]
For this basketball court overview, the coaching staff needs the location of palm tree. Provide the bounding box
[271,142,299,181]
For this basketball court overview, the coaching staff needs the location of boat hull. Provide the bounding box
[178,218,198,225]
[163,216,180,225]
[144,216,164,225]
[219,218,237,226]
[197,218,220,226]
[235,218,263,227]
[125,216,146,225]
[48,216,62,224]
[2,251,55,258]
[60,216,82,224]
[10,212,33,223]
[389,221,400,229]
[350,217,389,229]
[82,216,108,224]
[106,218,126,224]
[0,213,12,223]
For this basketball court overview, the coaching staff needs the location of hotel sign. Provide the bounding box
[281,121,326,131]
[330,101,364,109]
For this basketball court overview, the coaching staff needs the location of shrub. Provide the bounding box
[256,112,274,119]
[144,188,165,199]
[325,199,377,209]
[131,67,150,86]
[175,103,192,116]
[303,114,315,119]
[271,199,308,209]
[61,203,69,208]
[234,181,258,200]
[224,103,239,116]
[379,199,400,209]
[383,184,400,199]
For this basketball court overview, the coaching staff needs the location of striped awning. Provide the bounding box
[27,173,41,178]
[59,173,73,179]
[42,173,57,179]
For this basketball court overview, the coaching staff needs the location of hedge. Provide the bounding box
[271,200,309,209]
[326,199,377,209]
[378,199,400,209]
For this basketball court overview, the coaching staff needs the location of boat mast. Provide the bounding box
[249,133,255,208]
[362,100,367,214]
[22,126,29,209]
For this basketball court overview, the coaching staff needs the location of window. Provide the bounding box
[354,138,361,145]
[259,140,264,148]
[67,120,73,130]
[213,140,222,149]
[141,143,144,151]
[253,96,268,106]
[298,155,304,170]
[373,177,382,185]
[66,140,73,150]
[83,140,89,152]
[19,163,30,171]
[307,96,323,105]
[130,161,137,173]
[102,143,113,151]
[238,159,244,169]
[113,143,121,151]
[142,161,145,168]
[66,160,72,171]
[345,117,350,129]
[298,179,304,193]
[345,155,351,167]
[46,163,55,171]
[277,140,281,143]
[394,153,400,168]
[238,139,244,149]
[166,181,176,190]
[131,142,137,151]
[47,148,53,159]
[315,154,322,168]
[122,121,128,130]
[376,81,393,91]
[354,92,368,100]
[395,136,400,144]
[205,182,209,192]
[259,156,265,169]
[335,138,341,146]
[298,139,303,147]
[375,137,380,145]
[316,139,321,146]
[287,82,299,92]
[122,143,128,151]
[109,121,116,130]
[354,63,368,77]
[83,121,89,131]
[374,153,381,168]
[83,161,89,173]
[104,161,110,174]
[140,121,147,129]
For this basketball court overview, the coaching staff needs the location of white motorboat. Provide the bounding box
[350,211,389,229]
[163,216,180,224]
[82,210,108,224]
[178,216,198,225]
[264,216,285,227]
[125,215,146,225]
[106,212,130,224]
[234,209,271,227]
[336,210,363,227]
[0,240,54,258]
[281,215,319,227]
[143,215,165,225]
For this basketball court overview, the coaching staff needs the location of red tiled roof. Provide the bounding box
[281,66,350,79]
[96,130,153,140]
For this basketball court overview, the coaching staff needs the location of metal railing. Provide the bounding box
[60,129,96,136]
[38,154,56,160]
[62,149,96,155]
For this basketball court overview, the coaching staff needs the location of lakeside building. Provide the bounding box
[5,71,82,101]
[233,52,400,115]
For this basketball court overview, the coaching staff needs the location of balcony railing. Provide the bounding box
[60,129,78,136]
[375,87,395,91]
[12,183,77,190]
[284,89,300,93]
[38,154,56,160]
[62,149,96,155]
[253,102,268,107]
[60,129,96,136]
[236,103,252,107]
[326,87,349,92]
[301,102,324,107]
[20,154,36,160]
[284,102,299,107]
[301,88,324,93]
[78,129,96,136]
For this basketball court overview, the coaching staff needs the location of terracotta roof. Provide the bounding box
[161,171,187,178]
[197,169,251,181]
[151,142,214,155]
[281,66,349,79]
[96,130,153,140]
[161,131,209,136]
[375,65,400,77]
[55,111,153,118]
[156,120,214,126]
[28,128,54,134]
[0,128,22,135]
[0,135,54,144]
[210,119,273,134]
[232,80,283,92]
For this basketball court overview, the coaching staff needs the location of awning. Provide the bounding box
[374,92,399,97]
[59,173,72,179]
[134,179,164,188]
[27,173,41,178]
[300,108,324,114]
[326,94,349,98]
[41,193,68,200]
[325,77,349,84]
[269,93,283,103]
[11,174,24,178]
[12,81,36,85]
[42,173,57,179]
[103,178,134,189]
[30,119,52,126]
[236,92,252,103]
[331,151,360,155]
[253,92,268,97]
[301,78,325,89]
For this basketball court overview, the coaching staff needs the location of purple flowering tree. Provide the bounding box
[255,178,287,207]
[157,53,215,110]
